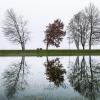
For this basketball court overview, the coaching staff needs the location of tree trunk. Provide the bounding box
[89,37,92,50]
[89,43,91,50]
[22,45,25,50]
[78,34,79,50]
[46,43,49,50]
[47,56,49,62]
[81,32,83,50]
[89,56,93,80]
[89,16,93,50]
[83,45,85,50]
[76,41,79,50]
[22,56,25,74]
[77,44,79,50]
[89,55,94,94]
[81,33,85,50]
[21,42,25,51]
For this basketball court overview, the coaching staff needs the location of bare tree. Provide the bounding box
[67,3,100,50]
[67,13,80,50]
[44,19,66,50]
[78,12,89,50]
[85,4,100,50]
[67,11,89,50]
[3,9,29,50]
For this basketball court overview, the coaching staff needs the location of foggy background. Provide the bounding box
[0,0,100,50]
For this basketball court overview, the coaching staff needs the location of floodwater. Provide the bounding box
[0,56,100,100]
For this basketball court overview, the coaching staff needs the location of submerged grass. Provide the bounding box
[0,49,100,56]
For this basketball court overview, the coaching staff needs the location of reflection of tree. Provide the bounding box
[44,57,66,87]
[2,56,29,100]
[68,56,100,100]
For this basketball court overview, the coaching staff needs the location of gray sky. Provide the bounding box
[0,0,100,49]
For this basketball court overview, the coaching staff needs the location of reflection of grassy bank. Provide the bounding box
[0,50,100,56]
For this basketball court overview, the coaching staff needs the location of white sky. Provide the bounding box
[0,0,100,49]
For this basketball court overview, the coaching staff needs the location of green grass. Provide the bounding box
[0,49,100,56]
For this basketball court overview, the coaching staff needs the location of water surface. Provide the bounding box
[0,56,100,100]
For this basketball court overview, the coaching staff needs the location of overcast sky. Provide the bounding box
[0,0,100,49]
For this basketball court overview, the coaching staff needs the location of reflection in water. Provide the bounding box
[44,57,66,87]
[68,56,100,100]
[2,56,29,100]
[0,56,100,100]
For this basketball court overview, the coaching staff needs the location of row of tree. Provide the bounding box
[68,3,100,50]
[44,3,100,50]
[2,3,100,50]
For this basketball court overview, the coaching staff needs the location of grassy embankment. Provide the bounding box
[0,50,100,56]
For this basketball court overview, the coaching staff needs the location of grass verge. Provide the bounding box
[0,49,100,56]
